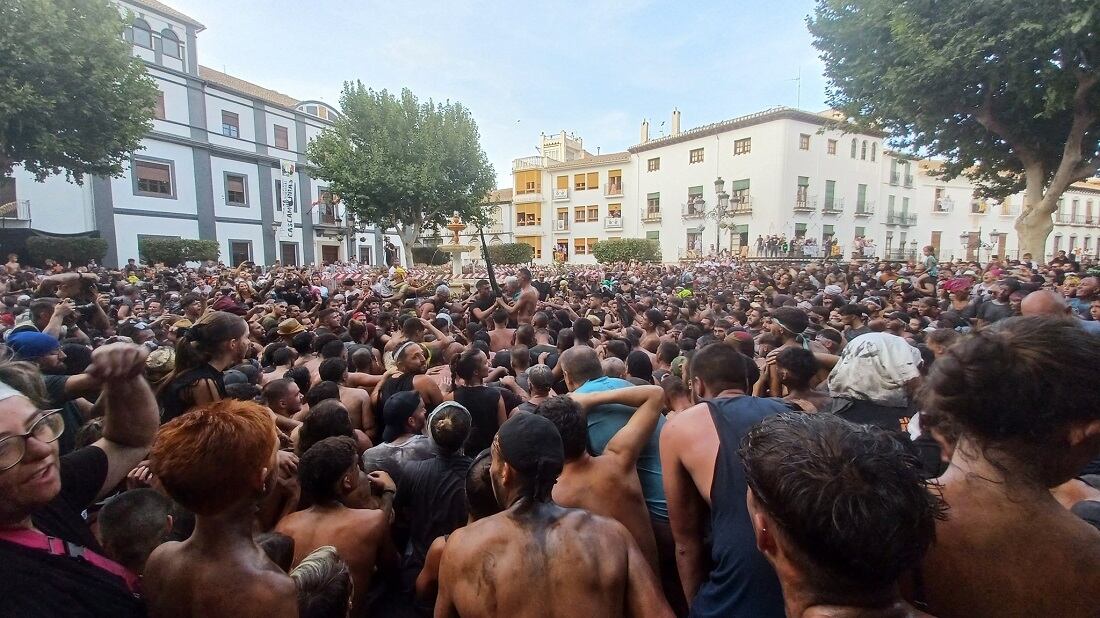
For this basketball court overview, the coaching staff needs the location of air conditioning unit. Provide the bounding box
[554,220,567,231]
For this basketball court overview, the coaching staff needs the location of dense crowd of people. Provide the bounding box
[0,247,1098,617]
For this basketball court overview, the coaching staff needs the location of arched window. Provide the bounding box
[870,143,877,161]
[132,18,152,49]
[861,140,868,160]
[161,29,181,59]
[850,139,857,158]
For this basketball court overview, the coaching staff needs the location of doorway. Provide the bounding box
[280,242,298,266]
[321,245,340,264]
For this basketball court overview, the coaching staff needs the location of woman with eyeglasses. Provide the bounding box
[0,343,159,617]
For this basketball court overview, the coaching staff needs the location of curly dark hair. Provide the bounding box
[919,316,1100,452]
[298,436,357,503]
[740,412,945,596]
[534,396,587,460]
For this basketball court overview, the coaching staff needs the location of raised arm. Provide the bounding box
[86,343,159,499]
[573,385,664,467]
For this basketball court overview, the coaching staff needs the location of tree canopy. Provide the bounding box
[307,83,496,265]
[0,0,157,182]
[808,0,1099,260]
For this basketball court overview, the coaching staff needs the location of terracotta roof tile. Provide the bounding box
[198,66,299,109]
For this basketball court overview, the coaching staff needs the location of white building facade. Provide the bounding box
[0,0,397,267]
[506,107,1100,264]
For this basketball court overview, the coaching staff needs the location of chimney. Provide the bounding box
[640,119,650,143]
[671,109,681,136]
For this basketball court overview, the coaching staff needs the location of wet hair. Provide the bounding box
[919,316,1100,481]
[231,363,261,385]
[312,333,339,355]
[535,396,587,460]
[297,400,353,455]
[925,328,959,350]
[775,347,817,390]
[510,344,530,371]
[306,381,341,408]
[285,366,311,397]
[515,325,536,347]
[349,348,374,373]
[271,347,294,367]
[450,347,485,383]
[151,400,276,516]
[603,339,629,361]
[0,358,49,406]
[466,449,502,520]
[319,339,345,360]
[255,532,295,573]
[261,378,296,406]
[661,374,689,405]
[98,489,172,573]
[291,332,315,355]
[225,382,261,402]
[75,418,104,449]
[556,328,574,350]
[572,317,594,343]
[298,436,357,503]
[162,311,247,392]
[656,341,679,364]
[318,358,347,383]
[740,413,944,596]
[429,403,472,453]
[491,309,509,324]
[644,308,664,327]
[689,342,749,394]
[626,350,654,384]
[61,343,93,376]
[291,546,352,618]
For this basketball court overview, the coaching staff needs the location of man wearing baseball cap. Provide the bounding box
[361,390,432,478]
[435,412,672,617]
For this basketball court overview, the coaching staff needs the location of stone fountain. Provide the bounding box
[438,212,475,279]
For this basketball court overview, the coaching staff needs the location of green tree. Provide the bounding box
[488,242,534,265]
[0,0,157,182]
[308,83,496,266]
[592,238,662,264]
[808,1,1099,261]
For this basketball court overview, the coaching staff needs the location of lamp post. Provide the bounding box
[713,177,729,253]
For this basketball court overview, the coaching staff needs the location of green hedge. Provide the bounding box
[412,245,449,266]
[489,242,534,265]
[139,238,220,266]
[592,238,661,263]
[26,236,108,266]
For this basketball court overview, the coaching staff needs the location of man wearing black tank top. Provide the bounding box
[660,342,787,617]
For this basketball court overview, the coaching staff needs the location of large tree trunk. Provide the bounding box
[397,222,419,267]
[1014,189,1057,264]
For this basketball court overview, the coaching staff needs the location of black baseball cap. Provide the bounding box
[382,390,423,442]
[496,412,563,482]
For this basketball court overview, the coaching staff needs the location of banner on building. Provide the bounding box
[281,160,296,239]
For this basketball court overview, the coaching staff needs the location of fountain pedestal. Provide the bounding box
[438,244,475,279]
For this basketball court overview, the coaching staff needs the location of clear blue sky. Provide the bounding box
[174,0,829,187]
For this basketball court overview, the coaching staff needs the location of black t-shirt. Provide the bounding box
[395,453,472,575]
[43,374,84,456]
[0,446,145,617]
[160,363,226,423]
[455,385,502,456]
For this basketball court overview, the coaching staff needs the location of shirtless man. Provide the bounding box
[660,343,787,617]
[435,412,672,618]
[145,400,297,617]
[536,385,663,572]
[276,436,398,616]
[261,377,304,434]
[496,266,539,326]
[319,358,373,437]
[640,309,665,353]
[261,347,296,385]
[487,309,516,353]
[757,347,830,412]
[743,413,939,618]
[917,316,1100,617]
